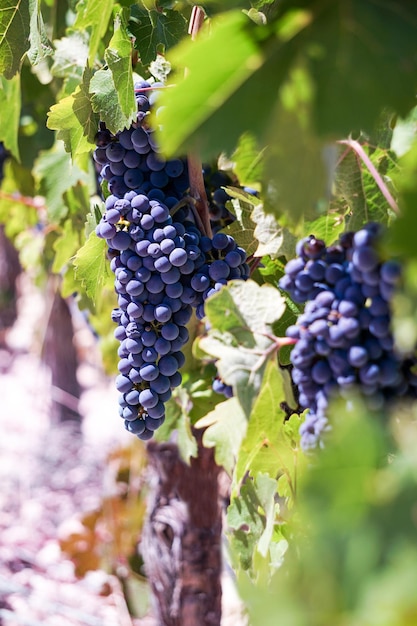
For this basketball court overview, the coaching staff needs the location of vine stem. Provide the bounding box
[186,6,212,238]
[337,138,400,215]
[0,190,46,211]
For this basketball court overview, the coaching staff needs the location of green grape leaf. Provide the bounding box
[157,2,417,164]
[195,397,247,476]
[233,359,287,489]
[232,132,265,187]
[0,160,37,239]
[304,213,345,246]
[223,189,258,258]
[154,394,198,464]
[0,74,21,159]
[262,65,331,225]
[0,0,31,78]
[52,218,82,274]
[297,0,417,137]
[73,231,112,306]
[155,10,280,159]
[34,143,91,222]
[51,33,89,81]
[335,143,395,231]
[252,204,297,259]
[227,472,278,572]
[47,67,99,161]
[73,0,113,64]
[198,280,286,417]
[89,13,136,134]
[129,7,187,67]
[27,0,52,65]
[253,473,279,559]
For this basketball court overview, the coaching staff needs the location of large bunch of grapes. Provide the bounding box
[280,223,417,451]
[95,81,248,440]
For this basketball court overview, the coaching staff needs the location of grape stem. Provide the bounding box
[186,6,212,239]
[337,138,399,215]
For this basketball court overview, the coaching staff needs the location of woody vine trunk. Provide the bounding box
[141,431,222,626]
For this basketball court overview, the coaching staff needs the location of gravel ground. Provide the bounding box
[0,277,246,626]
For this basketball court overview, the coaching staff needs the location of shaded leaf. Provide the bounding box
[52,218,82,273]
[0,0,31,78]
[199,280,286,416]
[129,7,187,67]
[27,0,53,65]
[304,213,345,246]
[232,132,265,186]
[156,10,287,159]
[34,143,91,222]
[89,11,136,134]
[223,188,259,258]
[0,74,21,159]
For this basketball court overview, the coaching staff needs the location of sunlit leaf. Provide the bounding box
[73,231,112,306]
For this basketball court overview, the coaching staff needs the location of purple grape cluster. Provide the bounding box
[97,193,203,439]
[94,81,249,439]
[280,223,416,451]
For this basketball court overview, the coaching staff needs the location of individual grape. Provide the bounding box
[125,418,146,436]
[209,259,230,281]
[115,375,133,393]
[165,159,184,178]
[124,169,144,189]
[110,160,127,176]
[147,402,166,419]
[125,389,141,405]
[146,152,166,171]
[106,143,126,163]
[348,346,368,368]
[169,248,188,267]
[150,375,171,394]
[158,355,179,376]
[150,170,169,188]
[98,221,117,239]
[139,388,159,409]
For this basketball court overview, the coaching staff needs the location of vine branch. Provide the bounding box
[187,6,212,238]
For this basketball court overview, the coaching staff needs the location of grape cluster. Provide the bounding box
[95,81,249,439]
[96,192,201,439]
[280,223,416,450]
